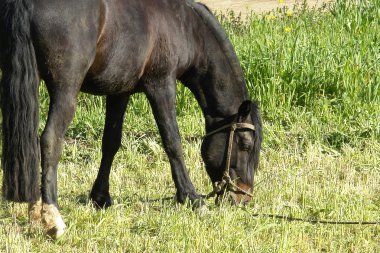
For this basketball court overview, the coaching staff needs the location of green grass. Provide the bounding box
[1,0,379,252]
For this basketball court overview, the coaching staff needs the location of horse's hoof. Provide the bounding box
[176,191,203,204]
[90,195,113,209]
[190,197,206,210]
[90,191,113,209]
[46,221,66,239]
[42,204,66,239]
[92,198,113,209]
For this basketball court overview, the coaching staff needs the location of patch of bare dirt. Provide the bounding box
[198,0,332,17]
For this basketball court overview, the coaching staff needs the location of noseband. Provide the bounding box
[204,121,256,199]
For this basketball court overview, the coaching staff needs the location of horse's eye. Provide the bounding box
[239,143,251,151]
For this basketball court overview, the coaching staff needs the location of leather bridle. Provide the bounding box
[204,121,256,199]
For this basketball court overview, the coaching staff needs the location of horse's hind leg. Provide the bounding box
[39,84,81,238]
[90,94,129,208]
[27,87,79,236]
[144,77,201,205]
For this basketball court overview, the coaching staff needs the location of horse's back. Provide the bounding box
[84,0,202,94]
[31,0,203,95]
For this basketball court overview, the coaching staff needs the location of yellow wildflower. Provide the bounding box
[284,27,292,33]
[278,0,284,3]
[266,14,277,21]
[286,10,293,17]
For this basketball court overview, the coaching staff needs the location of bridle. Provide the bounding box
[204,120,256,199]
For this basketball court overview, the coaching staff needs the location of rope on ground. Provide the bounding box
[142,195,379,225]
[241,209,380,225]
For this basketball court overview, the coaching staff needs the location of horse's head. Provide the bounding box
[202,100,262,205]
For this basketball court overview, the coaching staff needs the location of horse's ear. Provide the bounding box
[237,100,252,122]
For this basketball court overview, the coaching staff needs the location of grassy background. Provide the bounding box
[1,0,379,252]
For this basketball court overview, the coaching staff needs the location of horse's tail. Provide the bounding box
[0,0,40,202]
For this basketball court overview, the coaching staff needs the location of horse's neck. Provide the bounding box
[179,2,248,129]
[183,36,248,130]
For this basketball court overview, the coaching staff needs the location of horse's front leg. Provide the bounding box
[39,91,78,239]
[144,77,201,205]
[90,94,129,208]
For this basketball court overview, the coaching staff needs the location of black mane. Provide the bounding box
[186,0,247,90]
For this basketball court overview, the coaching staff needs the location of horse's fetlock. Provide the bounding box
[28,198,43,229]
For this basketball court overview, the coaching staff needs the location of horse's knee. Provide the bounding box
[164,138,182,158]
[102,137,121,155]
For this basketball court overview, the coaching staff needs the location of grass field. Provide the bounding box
[1,0,379,252]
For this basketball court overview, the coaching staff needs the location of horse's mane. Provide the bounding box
[186,0,246,88]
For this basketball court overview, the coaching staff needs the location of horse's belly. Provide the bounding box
[82,40,149,95]
[81,69,143,95]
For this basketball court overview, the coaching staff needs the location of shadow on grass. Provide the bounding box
[75,193,176,207]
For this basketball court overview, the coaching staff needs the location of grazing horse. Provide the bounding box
[0,0,262,238]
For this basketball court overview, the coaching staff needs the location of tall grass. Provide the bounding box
[220,0,380,150]
[1,0,379,252]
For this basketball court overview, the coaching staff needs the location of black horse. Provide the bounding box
[0,0,262,238]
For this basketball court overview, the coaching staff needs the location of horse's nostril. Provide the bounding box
[227,192,240,205]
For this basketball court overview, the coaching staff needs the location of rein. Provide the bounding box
[204,121,256,199]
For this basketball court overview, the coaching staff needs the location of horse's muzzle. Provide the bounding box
[215,181,253,205]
